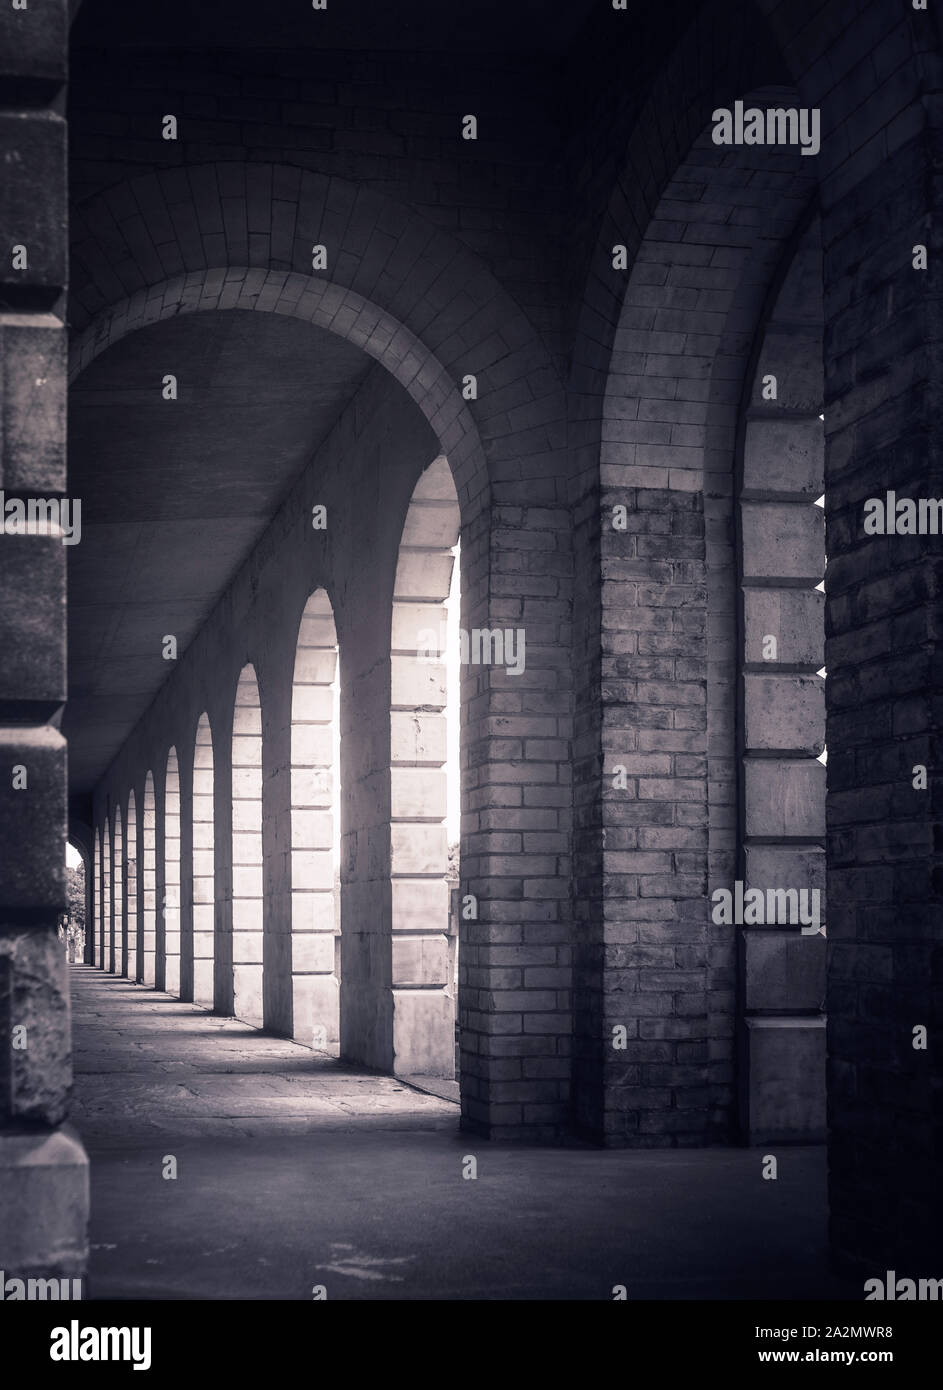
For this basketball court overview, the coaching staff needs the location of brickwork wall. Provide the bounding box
[62,0,943,1262]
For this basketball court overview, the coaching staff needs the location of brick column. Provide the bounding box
[0,0,88,1279]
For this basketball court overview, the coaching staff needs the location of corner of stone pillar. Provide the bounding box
[0,1124,89,1277]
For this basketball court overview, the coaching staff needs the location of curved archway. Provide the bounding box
[191,715,216,1009]
[290,592,340,1051]
[733,213,826,1143]
[93,828,102,969]
[142,773,156,985]
[125,790,137,981]
[102,821,111,971]
[162,749,181,994]
[390,455,461,1076]
[111,807,123,976]
[69,162,567,514]
[576,90,819,1146]
[231,667,264,1027]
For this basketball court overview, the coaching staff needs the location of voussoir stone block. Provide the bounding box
[743,588,825,667]
[742,930,826,1012]
[743,673,825,754]
[741,502,824,582]
[744,758,825,839]
[743,417,824,495]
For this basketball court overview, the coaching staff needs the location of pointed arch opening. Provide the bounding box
[390,455,461,1077]
[290,591,340,1052]
[232,666,264,1027]
[191,716,215,1008]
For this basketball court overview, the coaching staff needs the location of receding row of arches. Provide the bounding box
[89,458,462,1079]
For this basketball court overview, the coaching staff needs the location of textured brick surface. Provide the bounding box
[33,0,941,1264]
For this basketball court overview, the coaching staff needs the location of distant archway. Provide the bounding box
[191,716,215,1008]
[142,772,156,985]
[94,827,103,968]
[125,790,137,980]
[232,667,264,1027]
[111,806,122,975]
[290,591,340,1051]
[162,748,181,994]
[390,455,461,1076]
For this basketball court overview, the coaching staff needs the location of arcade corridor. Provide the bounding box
[1,0,940,1301]
[71,964,853,1301]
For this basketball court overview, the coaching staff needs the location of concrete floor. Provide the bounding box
[70,965,859,1300]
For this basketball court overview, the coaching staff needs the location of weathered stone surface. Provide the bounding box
[744,759,826,839]
[0,1126,88,1277]
[743,589,825,667]
[741,503,824,583]
[743,418,824,495]
[741,1017,826,1144]
[742,931,826,1013]
[0,532,65,706]
[0,728,66,910]
[744,673,825,754]
[0,113,67,290]
[0,0,68,85]
[0,315,67,490]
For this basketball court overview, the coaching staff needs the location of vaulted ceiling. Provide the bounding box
[65,309,371,797]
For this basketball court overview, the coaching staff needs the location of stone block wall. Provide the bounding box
[0,0,88,1282]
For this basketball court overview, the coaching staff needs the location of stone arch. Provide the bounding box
[232,666,264,1028]
[67,820,95,967]
[93,827,102,969]
[100,822,109,970]
[125,789,137,982]
[191,715,215,1009]
[733,212,827,1144]
[162,748,181,995]
[390,455,461,1077]
[575,93,820,1146]
[290,590,340,1052]
[68,162,567,515]
[142,773,157,986]
[570,0,934,421]
[111,805,122,976]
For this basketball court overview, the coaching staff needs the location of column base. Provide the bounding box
[0,1125,88,1276]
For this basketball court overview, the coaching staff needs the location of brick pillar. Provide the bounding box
[823,114,943,1273]
[0,0,88,1279]
[460,485,574,1142]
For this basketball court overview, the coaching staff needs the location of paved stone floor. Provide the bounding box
[71,965,860,1301]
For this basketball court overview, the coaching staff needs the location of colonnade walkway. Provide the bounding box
[71,966,857,1301]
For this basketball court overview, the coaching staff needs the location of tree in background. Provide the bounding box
[66,864,86,931]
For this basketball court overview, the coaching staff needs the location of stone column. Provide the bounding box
[0,0,88,1280]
